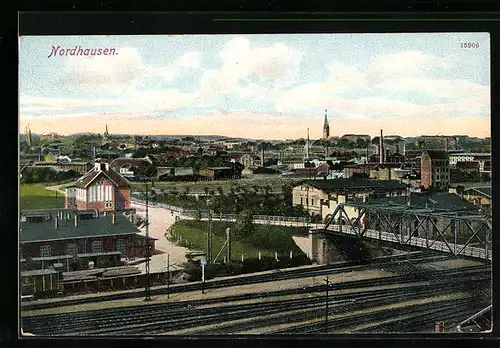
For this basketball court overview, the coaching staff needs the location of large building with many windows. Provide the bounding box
[420,150,450,191]
[20,209,156,271]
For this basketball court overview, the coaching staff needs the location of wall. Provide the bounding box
[292,185,329,218]
[420,153,432,189]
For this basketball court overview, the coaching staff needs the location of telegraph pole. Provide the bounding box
[324,275,330,330]
[144,179,151,301]
[226,228,231,263]
[207,208,213,263]
[166,253,170,299]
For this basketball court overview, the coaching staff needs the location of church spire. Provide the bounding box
[104,124,109,137]
[323,109,330,139]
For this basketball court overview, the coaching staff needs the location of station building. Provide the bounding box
[20,209,156,272]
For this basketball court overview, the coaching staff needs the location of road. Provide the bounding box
[130,202,190,272]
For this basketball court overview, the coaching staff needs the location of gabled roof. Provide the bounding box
[20,214,140,243]
[73,166,131,189]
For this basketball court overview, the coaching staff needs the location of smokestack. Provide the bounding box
[444,138,448,152]
[379,129,384,164]
[74,214,78,227]
[54,215,59,229]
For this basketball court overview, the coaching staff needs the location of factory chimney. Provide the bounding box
[379,129,384,164]
[444,137,448,152]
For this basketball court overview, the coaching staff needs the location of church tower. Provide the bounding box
[323,109,330,139]
[104,124,109,138]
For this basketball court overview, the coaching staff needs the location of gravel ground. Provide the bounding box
[131,202,190,271]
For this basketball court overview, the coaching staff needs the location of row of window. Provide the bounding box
[300,197,317,206]
[38,240,127,257]
[88,184,113,203]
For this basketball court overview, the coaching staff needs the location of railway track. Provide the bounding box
[22,266,490,336]
[273,297,483,334]
[21,252,452,311]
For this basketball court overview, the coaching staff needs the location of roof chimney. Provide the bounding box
[380,129,384,164]
[54,215,59,229]
[74,214,78,227]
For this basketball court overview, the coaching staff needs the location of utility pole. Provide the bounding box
[207,209,213,263]
[166,253,170,299]
[144,179,151,301]
[226,228,231,263]
[324,275,330,330]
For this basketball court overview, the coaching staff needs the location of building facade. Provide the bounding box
[65,162,132,212]
[420,150,450,191]
[292,179,408,222]
[20,210,156,272]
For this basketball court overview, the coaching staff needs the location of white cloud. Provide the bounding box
[178,52,200,69]
[60,48,202,92]
[200,37,303,98]
[63,47,145,93]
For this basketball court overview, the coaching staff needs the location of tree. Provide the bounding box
[132,162,158,178]
[233,209,254,239]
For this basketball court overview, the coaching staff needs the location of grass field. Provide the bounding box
[131,175,304,194]
[171,220,307,261]
[20,183,66,210]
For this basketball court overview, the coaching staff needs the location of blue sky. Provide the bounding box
[19,33,490,139]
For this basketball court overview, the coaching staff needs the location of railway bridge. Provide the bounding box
[317,202,492,261]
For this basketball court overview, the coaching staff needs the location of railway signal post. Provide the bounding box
[324,276,330,330]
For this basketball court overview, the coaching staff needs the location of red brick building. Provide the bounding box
[20,210,156,271]
[65,161,132,212]
[420,150,450,191]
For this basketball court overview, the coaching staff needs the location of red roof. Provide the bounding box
[74,166,131,189]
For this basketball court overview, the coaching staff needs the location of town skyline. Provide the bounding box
[20,33,491,139]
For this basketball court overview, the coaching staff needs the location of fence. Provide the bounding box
[131,197,319,228]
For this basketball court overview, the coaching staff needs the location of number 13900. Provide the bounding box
[461,42,480,48]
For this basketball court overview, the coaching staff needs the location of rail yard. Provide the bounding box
[21,252,491,335]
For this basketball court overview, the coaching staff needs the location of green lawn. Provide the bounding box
[171,220,307,261]
[20,183,65,210]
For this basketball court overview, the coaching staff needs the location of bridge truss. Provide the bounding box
[323,202,492,261]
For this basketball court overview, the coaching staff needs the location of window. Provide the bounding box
[311,199,315,206]
[306,198,309,205]
[40,245,52,257]
[117,239,126,255]
[300,197,303,205]
[91,240,103,253]
[67,243,77,256]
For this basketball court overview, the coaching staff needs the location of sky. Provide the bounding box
[19,33,491,140]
